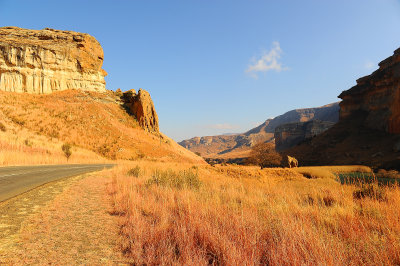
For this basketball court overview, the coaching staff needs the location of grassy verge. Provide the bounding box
[110,162,400,265]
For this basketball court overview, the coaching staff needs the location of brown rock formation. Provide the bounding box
[122,89,159,133]
[0,26,107,93]
[274,120,335,151]
[339,48,400,133]
[288,47,400,169]
[179,102,339,159]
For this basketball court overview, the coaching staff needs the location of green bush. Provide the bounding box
[127,166,141,177]
[146,169,201,190]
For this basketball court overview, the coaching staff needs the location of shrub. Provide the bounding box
[246,142,282,168]
[11,116,25,126]
[127,166,141,177]
[0,122,6,132]
[97,144,110,157]
[24,139,33,147]
[353,184,387,201]
[146,169,201,190]
[195,152,202,157]
[61,143,72,161]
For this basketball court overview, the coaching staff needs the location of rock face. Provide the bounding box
[122,89,159,133]
[264,102,339,131]
[179,102,339,159]
[0,26,107,93]
[287,47,400,169]
[274,120,335,151]
[339,48,400,134]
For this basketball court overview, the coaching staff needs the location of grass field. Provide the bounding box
[109,162,400,265]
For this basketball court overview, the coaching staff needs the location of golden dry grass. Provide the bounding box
[0,90,203,165]
[0,123,106,165]
[109,162,400,265]
[293,165,373,179]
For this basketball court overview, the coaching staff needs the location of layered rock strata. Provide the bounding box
[339,48,400,133]
[122,89,159,133]
[0,26,107,93]
[274,120,335,151]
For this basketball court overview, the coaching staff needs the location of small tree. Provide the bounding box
[247,142,282,169]
[62,143,72,161]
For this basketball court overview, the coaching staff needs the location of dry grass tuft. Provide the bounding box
[294,165,373,180]
[376,169,400,179]
[110,162,400,265]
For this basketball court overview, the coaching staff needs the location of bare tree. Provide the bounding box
[247,142,282,169]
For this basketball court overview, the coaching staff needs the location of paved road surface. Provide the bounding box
[0,164,114,202]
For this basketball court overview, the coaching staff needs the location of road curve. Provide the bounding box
[0,164,115,202]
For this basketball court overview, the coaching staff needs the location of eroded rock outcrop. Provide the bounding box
[339,48,400,133]
[274,120,335,151]
[122,89,159,133]
[179,102,339,158]
[0,26,107,93]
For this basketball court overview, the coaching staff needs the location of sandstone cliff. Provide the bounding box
[0,27,107,93]
[339,48,400,133]
[122,89,159,133]
[274,120,335,151]
[179,102,339,159]
[288,47,400,170]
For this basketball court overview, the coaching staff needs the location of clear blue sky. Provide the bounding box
[1,1,400,141]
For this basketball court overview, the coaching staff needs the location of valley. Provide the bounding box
[0,19,399,265]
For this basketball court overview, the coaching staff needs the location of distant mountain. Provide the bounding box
[179,102,340,159]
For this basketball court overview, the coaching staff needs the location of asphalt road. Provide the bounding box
[0,164,115,202]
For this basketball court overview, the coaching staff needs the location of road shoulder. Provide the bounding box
[0,171,125,264]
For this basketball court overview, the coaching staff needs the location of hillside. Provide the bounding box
[179,102,339,160]
[0,90,204,165]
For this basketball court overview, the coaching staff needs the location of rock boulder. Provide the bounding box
[122,89,159,133]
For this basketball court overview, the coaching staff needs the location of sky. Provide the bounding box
[1,0,400,141]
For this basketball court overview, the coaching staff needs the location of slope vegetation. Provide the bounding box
[0,90,203,165]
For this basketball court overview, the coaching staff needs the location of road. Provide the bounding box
[0,164,115,202]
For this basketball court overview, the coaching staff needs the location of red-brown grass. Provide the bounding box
[110,162,400,265]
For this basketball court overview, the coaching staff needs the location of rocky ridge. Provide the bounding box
[339,48,400,134]
[274,120,335,151]
[122,89,159,133]
[0,27,107,93]
[288,47,400,169]
[179,102,339,159]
